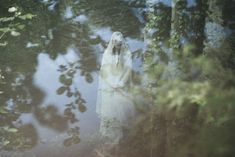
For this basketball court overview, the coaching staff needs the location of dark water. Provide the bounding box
[1,0,235,157]
[0,0,145,156]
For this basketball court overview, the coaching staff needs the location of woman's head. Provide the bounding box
[111,32,124,49]
[105,31,128,56]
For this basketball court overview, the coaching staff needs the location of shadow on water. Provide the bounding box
[0,0,144,156]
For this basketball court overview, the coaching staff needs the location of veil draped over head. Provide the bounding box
[96,32,134,144]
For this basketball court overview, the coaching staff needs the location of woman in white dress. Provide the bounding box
[96,32,135,144]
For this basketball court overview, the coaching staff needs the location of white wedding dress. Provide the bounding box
[96,32,135,144]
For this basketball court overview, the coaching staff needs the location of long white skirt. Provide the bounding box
[97,86,135,144]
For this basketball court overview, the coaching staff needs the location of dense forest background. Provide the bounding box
[121,1,235,157]
[0,0,235,157]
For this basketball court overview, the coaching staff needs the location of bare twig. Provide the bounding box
[0,32,7,40]
[94,149,106,157]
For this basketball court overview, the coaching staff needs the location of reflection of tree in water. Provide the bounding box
[0,123,38,150]
[0,0,144,151]
[0,72,42,150]
[74,0,142,37]
[0,0,91,149]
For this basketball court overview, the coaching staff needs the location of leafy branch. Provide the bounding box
[0,7,36,46]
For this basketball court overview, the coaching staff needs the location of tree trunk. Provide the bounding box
[170,0,188,51]
[203,0,227,52]
[190,0,208,55]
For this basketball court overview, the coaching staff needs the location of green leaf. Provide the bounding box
[8,128,18,133]
[59,74,66,82]
[78,103,87,113]
[74,91,81,97]
[0,42,8,47]
[67,91,73,97]
[0,17,15,22]
[85,74,93,83]
[25,13,35,19]
[0,107,8,114]
[0,27,12,33]
[59,74,72,85]
[19,13,35,20]
[2,140,10,146]
[90,36,101,45]
[63,136,80,147]
[8,7,17,13]
[64,78,73,86]
[17,24,25,30]
[56,86,67,95]
[10,31,20,36]
[67,70,76,77]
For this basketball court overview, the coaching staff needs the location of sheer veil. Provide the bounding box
[96,32,132,115]
[96,32,134,143]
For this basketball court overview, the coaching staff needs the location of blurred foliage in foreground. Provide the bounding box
[120,45,235,157]
[117,1,235,157]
